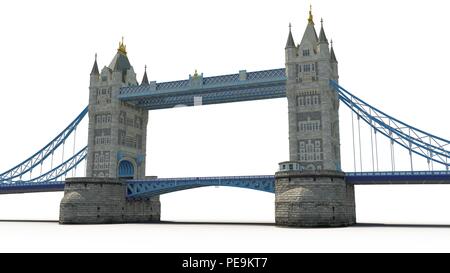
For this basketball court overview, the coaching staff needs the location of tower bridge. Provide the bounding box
[1,7,449,227]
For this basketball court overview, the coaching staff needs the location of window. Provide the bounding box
[302,49,310,56]
[299,97,304,106]
[303,64,311,72]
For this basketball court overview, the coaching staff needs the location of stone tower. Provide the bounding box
[285,10,340,171]
[59,40,160,224]
[86,39,148,179]
[275,7,356,227]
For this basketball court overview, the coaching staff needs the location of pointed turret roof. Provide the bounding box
[109,37,132,72]
[319,19,328,44]
[285,23,296,48]
[141,65,149,85]
[90,53,99,76]
[330,40,338,63]
[299,5,318,46]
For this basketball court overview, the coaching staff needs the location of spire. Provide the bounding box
[319,18,328,43]
[308,4,314,24]
[330,40,338,63]
[90,53,99,76]
[300,5,318,46]
[285,23,296,48]
[109,38,132,72]
[118,37,127,55]
[141,65,149,85]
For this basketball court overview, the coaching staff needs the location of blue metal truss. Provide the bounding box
[27,146,87,183]
[331,81,450,169]
[0,107,88,182]
[118,68,286,110]
[0,146,87,191]
[126,175,275,198]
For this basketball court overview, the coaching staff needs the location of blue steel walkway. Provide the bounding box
[118,68,286,110]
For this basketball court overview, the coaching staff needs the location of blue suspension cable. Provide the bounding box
[84,156,87,177]
[392,140,395,171]
[61,140,65,165]
[50,151,54,170]
[429,138,434,171]
[331,81,450,167]
[358,114,363,172]
[351,101,357,172]
[369,109,375,172]
[72,128,77,177]
[409,129,414,172]
[388,119,394,171]
[374,129,379,171]
[0,107,88,182]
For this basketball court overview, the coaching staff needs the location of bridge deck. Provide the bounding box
[346,171,450,185]
[1,171,450,194]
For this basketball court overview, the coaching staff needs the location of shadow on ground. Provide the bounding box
[0,219,449,228]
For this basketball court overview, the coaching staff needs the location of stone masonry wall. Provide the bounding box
[275,171,356,227]
[59,177,160,224]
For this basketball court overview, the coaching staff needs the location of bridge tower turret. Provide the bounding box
[275,6,356,227]
[86,39,147,180]
[59,39,160,224]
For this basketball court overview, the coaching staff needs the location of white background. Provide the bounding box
[1,0,450,252]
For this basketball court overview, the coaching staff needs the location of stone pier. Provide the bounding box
[275,170,355,227]
[59,177,160,224]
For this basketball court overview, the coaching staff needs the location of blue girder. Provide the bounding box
[118,68,286,110]
[126,175,276,198]
[0,181,64,194]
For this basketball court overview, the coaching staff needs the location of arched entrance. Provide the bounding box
[118,160,134,179]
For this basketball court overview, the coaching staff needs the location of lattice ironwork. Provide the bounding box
[118,68,287,109]
[127,175,275,198]
[0,107,88,182]
[331,80,450,169]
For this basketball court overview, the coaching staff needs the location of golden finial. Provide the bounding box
[118,36,127,55]
[308,4,314,24]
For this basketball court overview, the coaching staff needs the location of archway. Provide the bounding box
[118,160,134,179]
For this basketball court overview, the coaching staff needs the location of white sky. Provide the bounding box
[0,0,450,227]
